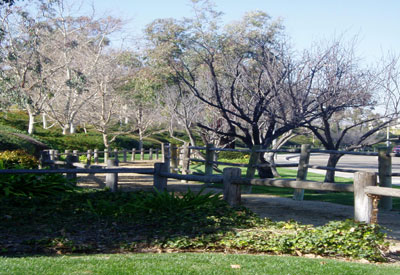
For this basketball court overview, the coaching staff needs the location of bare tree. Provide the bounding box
[0,3,64,134]
[42,1,124,134]
[145,6,333,177]
[304,40,396,182]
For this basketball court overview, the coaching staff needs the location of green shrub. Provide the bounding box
[0,150,38,169]
[0,172,75,198]
[218,151,250,160]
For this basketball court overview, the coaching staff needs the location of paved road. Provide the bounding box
[276,153,400,185]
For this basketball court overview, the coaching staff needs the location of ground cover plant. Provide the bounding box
[0,186,390,262]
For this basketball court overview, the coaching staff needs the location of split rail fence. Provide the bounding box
[1,143,400,224]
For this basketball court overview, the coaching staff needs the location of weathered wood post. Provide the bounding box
[205,143,214,176]
[66,154,79,184]
[378,148,392,210]
[156,148,159,160]
[149,148,153,160]
[49,149,55,161]
[73,150,78,157]
[153,162,168,191]
[104,148,110,163]
[140,148,145,160]
[123,149,127,162]
[54,150,59,161]
[39,150,50,169]
[131,148,136,161]
[114,148,119,162]
[87,149,92,165]
[293,144,311,201]
[223,168,242,206]
[105,159,118,192]
[354,171,377,223]
[170,145,178,173]
[242,145,261,194]
[94,149,99,164]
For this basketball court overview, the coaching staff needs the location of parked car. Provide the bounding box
[393,145,400,155]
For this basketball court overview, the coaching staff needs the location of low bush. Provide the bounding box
[0,172,75,198]
[218,151,250,161]
[0,150,39,169]
[0,150,75,198]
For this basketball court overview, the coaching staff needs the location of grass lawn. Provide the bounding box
[1,253,400,275]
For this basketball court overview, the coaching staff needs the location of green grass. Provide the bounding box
[1,253,399,275]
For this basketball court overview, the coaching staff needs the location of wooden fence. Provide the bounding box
[1,143,400,225]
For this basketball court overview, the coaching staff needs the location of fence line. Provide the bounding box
[2,143,400,224]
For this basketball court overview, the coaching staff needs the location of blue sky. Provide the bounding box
[92,0,400,64]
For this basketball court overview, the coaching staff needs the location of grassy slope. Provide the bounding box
[1,253,399,275]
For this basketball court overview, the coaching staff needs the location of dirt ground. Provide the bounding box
[77,162,400,258]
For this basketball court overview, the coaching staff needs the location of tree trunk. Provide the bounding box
[62,125,69,135]
[324,154,343,183]
[138,129,143,150]
[42,113,47,129]
[257,154,274,178]
[27,111,35,135]
[70,122,75,134]
[102,133,109,148]
[266,152,280,177]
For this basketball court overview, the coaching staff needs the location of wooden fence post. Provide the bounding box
[106,159,118,192]
[242,145,261,194]
[123,149,127,162]
[149,148,153,160]
[170,146,178,173]
[87,149,92,165]
[293,144,311,201]
[66,154,78,184]
[205,143,214,176]
[131,148,136,161]
[154,162,168,191]
[223,168,242,206]
[94,149,99,164]
[354,171,377,223]
[73,150,78,157]
[156,148,159,160]
[378,148,392,210]
[161,143,165,161]
[39,150,50,169]
[54,150,59,161]
[49,149,55,161]
[140,148,144,160]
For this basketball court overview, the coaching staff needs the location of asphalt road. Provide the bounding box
[276,153,400,185]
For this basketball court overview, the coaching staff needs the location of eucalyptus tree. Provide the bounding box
[42,1,125,135]
[145,3,331,177]
[0,2,62,134]
[117,61,167,149]
[80,50,127,148]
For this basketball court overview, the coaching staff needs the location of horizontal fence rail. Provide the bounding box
[2,143,400,225]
